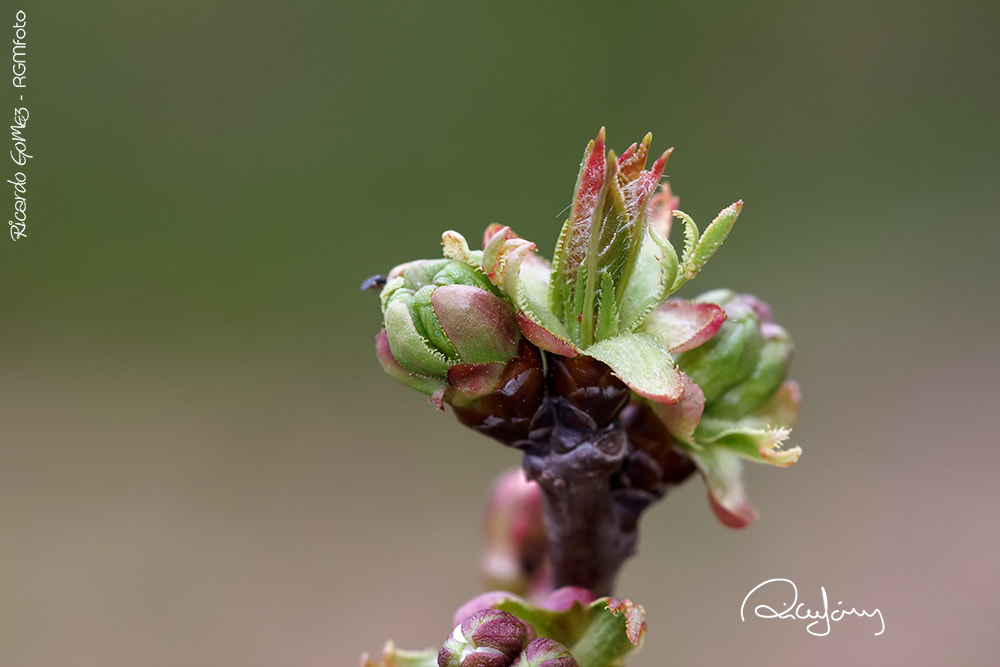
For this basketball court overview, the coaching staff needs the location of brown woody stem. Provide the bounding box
[521,397,635,597]
[454,350,695,597]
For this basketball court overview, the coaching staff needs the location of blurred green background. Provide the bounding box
[2,1,998,665]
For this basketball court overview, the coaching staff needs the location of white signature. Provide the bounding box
[741,578,885,637]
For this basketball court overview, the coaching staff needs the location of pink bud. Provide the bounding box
[481,468,549,596]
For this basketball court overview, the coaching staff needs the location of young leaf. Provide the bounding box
[688,200,743,276]
[550,128,608,324]
[584,333,684,405]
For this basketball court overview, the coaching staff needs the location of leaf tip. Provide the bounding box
[710,491,757,529]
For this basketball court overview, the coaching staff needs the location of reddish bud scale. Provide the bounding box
[438,609,529,667]
[616,401,697,495]
[451,340,545,445]
[548,355,630,428]
[511,638,578,667]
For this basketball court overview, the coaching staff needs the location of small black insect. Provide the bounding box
[360,274,387,292]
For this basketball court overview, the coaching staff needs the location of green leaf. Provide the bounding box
[696,417,801,467]
[583,156,629,320]
[550,129,608,328]
[410,285,460,360]
[383,300,453,377]
[375,329,449,397]
[683,444,758,529]
[708,321,792,419]
[493,596,645,667]
[579,151,658,345]
[688,200,742,276]
[594,270,619,341]
[549,131,668,347]
[441,230,484,268]
[673,209,700,271]
[618,229,677,334]
[584,333,684,404]
[675,311,761,403]
[491,236,573,345]
[637,300,726,354]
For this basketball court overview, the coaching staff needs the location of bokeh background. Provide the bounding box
[2,1,998,666]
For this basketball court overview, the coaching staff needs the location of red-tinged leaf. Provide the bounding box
[518,313,578,357]
[375,327,448,396]
[584,333,685,405]
[618,140,638,165]
[589,145,672,342]
[482,222,511,250]
[605,598,647,646]
[481,229,570,348]
[490,236,538,294]
[447,362,507,400]
[432,284,520,363]
[482,225,517,284]
[564,128,607,267]
[647,183,678,239]
[622,148,670,216]
[441,231,480,268]
[639,299,726,352]
[709,488,757,529]
[688,445,759,529]
[550,128,608,323]
[649,372,705,443]
[384,301,451,378]
[616,134,649,181]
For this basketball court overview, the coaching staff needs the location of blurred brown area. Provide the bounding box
[2,1,999,665]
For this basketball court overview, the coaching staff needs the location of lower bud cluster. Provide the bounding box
[438,610,577,667]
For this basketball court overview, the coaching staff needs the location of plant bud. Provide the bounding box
[537,586,597,612]
[451,591,529,629]
[674,291,762,403]
[663,291,801,529]
[510,638,579,667]
[480,468,549,595]
[378,258,522,403]
[438,609,528,667]
[678,290,794,420]
[707,320,793,419]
